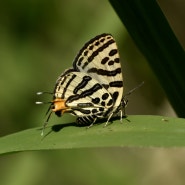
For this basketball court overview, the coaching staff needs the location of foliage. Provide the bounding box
[109,0,185,117]
[1,115,185,155]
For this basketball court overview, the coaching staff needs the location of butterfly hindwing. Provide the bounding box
[71,34,124,124]
[73,33,123,109]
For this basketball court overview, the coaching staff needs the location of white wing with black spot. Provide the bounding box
[72,34,124,123]
[54,70,114,119]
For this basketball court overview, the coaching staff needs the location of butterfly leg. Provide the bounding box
[120,110,123,123]
[104,112,114,127]
[86,117,97,128]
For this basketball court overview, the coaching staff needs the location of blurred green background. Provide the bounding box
[1,0,185,184]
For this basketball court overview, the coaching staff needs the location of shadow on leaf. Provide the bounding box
[51,115,128,132]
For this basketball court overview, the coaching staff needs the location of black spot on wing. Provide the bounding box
[109,81,123,88]
[73,33,113,71]
[112,91,119,101]
[100,38,105,42]
[67,94,80,103]
[101,101,105,106]
[87,67,121,76]
[92,97,100,104]
[95,41,100,46]
[89,45,94,50]
[108,60,114,65]
[73,108,91,114]
[61,73,76,99]
[101,57,109,64]
[102,93,109,100]
[55,68,75,87]
[67,83,102,103]
[114,58,120,63]
[82,39,115,69]
[107,99,113,106]
[80,83,102,98]
[99,107,104,112]
[55,75,66,92]
[92,109,98,113]
[77,57,84,66]
[73,75,92,94]
[84,50,88,56]
[101,57,119,66]
[109,49,118,56]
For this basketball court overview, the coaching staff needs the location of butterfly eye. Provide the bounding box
[55,111,62,117]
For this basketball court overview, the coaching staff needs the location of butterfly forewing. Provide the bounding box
[54,70,114,118]
[73,33,123,111]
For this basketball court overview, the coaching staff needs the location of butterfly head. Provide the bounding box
[36,92,70,136]
[52,98,70,116]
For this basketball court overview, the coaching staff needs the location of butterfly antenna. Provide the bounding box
[35,91,54,105]
[124,81,144,98]
[41,111,53,136]
[121,81,144,113]
[35,101,52,105]
[45,104,52,115]
[36,91,53,95]
[35,91,54,136]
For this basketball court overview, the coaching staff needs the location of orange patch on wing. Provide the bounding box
[52,98,71,114]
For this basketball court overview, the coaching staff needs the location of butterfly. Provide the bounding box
[37,33,127,134]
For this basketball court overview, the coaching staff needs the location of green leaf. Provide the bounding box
[109,0,185,117]
[0,115,185,155]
